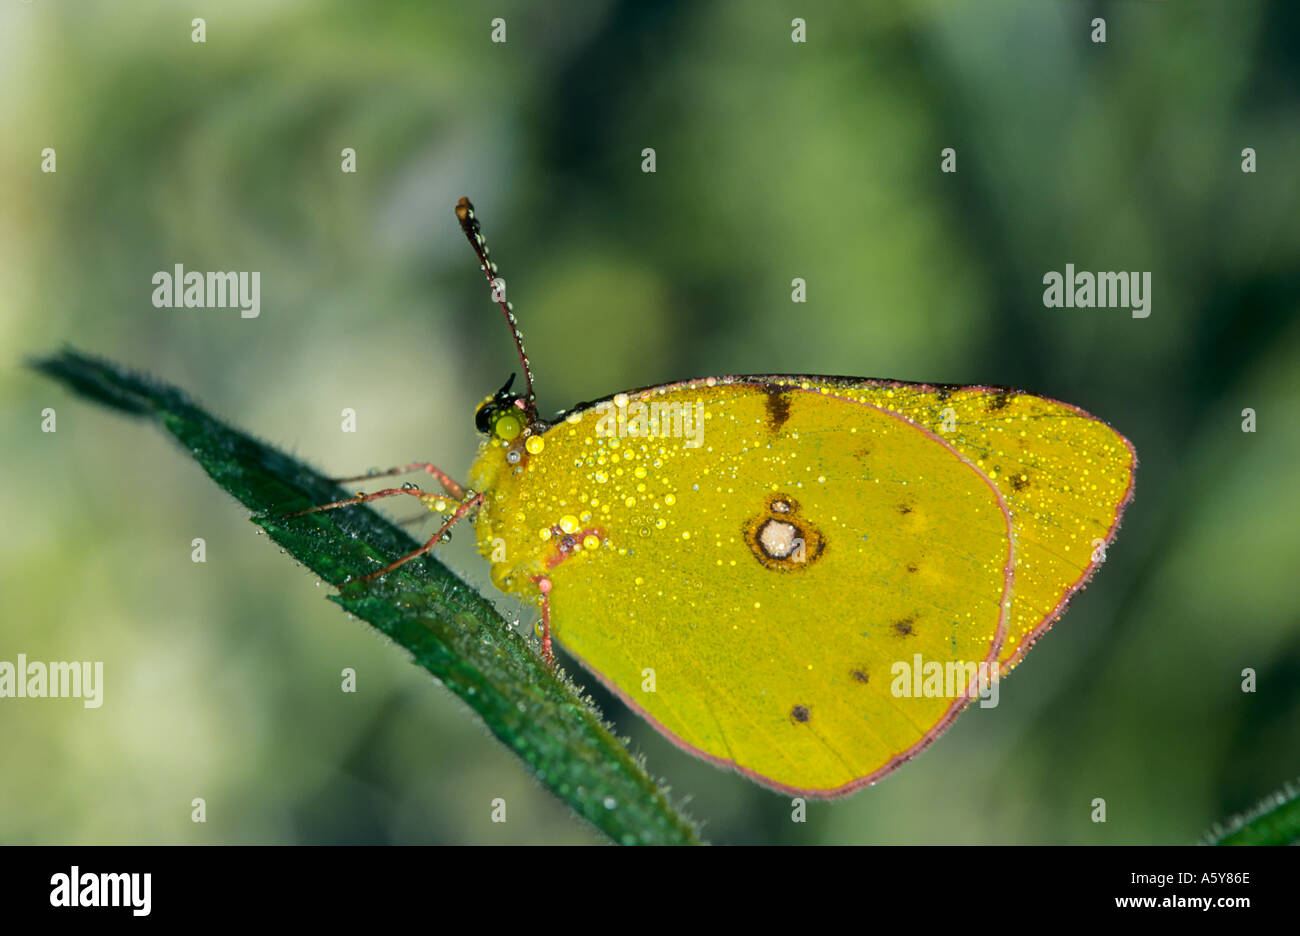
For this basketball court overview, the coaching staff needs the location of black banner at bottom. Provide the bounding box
[0,845,1286,923]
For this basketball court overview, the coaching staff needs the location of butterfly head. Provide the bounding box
[475,373,533,441]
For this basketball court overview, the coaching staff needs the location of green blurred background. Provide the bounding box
[3,0,1298,845]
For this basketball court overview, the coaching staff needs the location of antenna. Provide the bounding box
[455,197,537,412]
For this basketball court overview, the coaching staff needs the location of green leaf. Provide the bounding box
[31,348,701,846]
[1204,779,1300,846]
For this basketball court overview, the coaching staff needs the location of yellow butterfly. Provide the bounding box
[294,198,1137,798]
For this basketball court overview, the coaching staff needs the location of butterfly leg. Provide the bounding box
[283,488,484,582]
[282,486,449,518]
[533,576,555,666]
[331,462,467,500]
[352,492,484,581]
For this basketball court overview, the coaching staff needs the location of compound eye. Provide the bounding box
[475,403,494,434]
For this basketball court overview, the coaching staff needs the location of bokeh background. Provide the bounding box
[2,0,1298,845]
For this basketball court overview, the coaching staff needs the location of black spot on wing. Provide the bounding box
[764,386,793,432]
[987,387,1018,411]
[893,616,917,637]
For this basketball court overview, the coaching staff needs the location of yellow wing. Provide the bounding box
[825,378,1137,668]
[472,377,1111,795]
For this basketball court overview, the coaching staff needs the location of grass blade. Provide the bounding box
[1204,779,1300,846]
[31,348,701,846]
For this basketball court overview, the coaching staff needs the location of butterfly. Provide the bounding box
[291,197,1137,797]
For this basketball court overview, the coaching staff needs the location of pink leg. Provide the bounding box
[282,487,440,518]
[533,576,555,666]
[331,463,467,500]
[353,492,485,582]
[282,488,482,583]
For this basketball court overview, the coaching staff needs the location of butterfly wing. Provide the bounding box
[484,378,1035,796]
